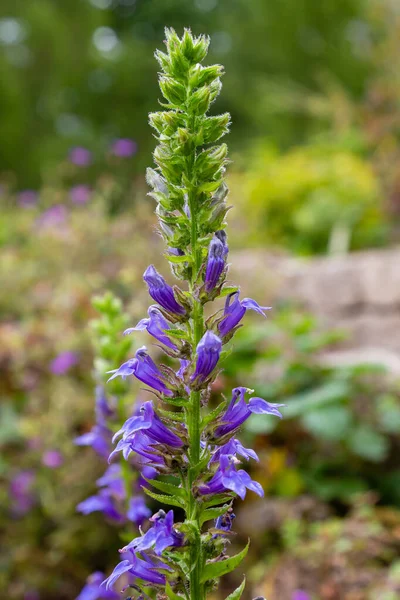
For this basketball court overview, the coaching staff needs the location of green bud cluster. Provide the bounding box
[90,292,132,395]
[147,28,231,281]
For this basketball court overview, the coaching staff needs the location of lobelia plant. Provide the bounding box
[99,29,283,600]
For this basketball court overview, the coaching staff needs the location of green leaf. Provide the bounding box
[158,409,186,422]
[166,328,188,340]
[165,582,186,600]
[301,405,352,441]
[203,493,234,508]
[165,253,192,264]
[144,477,187,499]
[142,486,185,508]
[201,398,229,429]
[200,542,249,583]
[281,381,350,418]
[348,426,389,462]
[218,286,239,298]
[165,397,189,407]
[224,577,246,600]
[200,504,231,526]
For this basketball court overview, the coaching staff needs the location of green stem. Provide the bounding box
[186,186,205,600]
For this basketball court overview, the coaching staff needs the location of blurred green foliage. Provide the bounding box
[0,0,381,188]
[231,137,389,254]
[221,308,400,505]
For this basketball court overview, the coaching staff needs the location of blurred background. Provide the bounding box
[1,1,400,599]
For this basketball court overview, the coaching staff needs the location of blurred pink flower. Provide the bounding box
[9,471,36,516]
[37,205,67,228]
[111,138,137,158]
[292,591,311,600]
[42,450,64,468]
[50,351,78,375]
[69,146,92,166]
[70,184,92,204]
[18,190,38,207]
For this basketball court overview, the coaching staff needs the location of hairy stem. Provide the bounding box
[187,186,205,600]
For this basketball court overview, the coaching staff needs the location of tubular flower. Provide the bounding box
[102,551,169,591]
[122,509,184,555]
[212,438,259,462]
[112,401,184,448]
[204,231,228,292]
[76,571,120,600]
[191,330,222,383]
[143,265,186,316]
[215,509,236,533]
[198,454,264,500]
[215,386,284,438]
[218,291,270,337]
[107,346,173,396]
[124,306,178,350]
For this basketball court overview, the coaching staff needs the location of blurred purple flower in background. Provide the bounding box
[70,184,92,205]
[37,205,67,228]
[23,591,40,600]
[76,571,119,600]
[292,591,311,600]
[69,146,92,166]
[42,450,63,469]
[17,190,38,208]
[9,470,36,516]
[50,351,78,375]
[110,138,137,158]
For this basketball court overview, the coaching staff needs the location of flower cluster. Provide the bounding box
[80,29,283,600]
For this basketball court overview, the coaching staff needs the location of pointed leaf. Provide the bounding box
[144,477,187,499]
[165,253,192,264]
[201,398,229,429]
[166,582,186,600]
[200,504,231,526]
[203,493,235,508]
[142,486,185,508]
[200,541,250,583]
[224,578,246,600]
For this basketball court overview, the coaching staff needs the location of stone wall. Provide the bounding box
[230,247,400,373]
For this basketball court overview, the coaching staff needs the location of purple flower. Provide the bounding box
[42,449,63,468]
[292,592,311,600]
[95,386,115,423]
[108,346,173,397]
[215,509,236,533]
[76,571,119,600]
[199,454,263,500]
[143,265,186,316]
[205,231,228,292]
[122,509,183,555]
[191,330,222,383]
[77,465,125,522]
[102,551,168,591]
[177,359,190,380]
[127,496,151,526]
[111,138,137,158]
[212,438,259,462]
[17,190,38,207]
[112,401,183,449]
[109,431,166,468]
[124,306,177,350]
[9,470,36,516]
[218,291,270,337]
[50,351,78,375]
[70,184,92,205]
[75,424,112,459]
[69,146,92,166]
[37,205,67,228]
[215,387,284,438]
[75,388,114,459]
